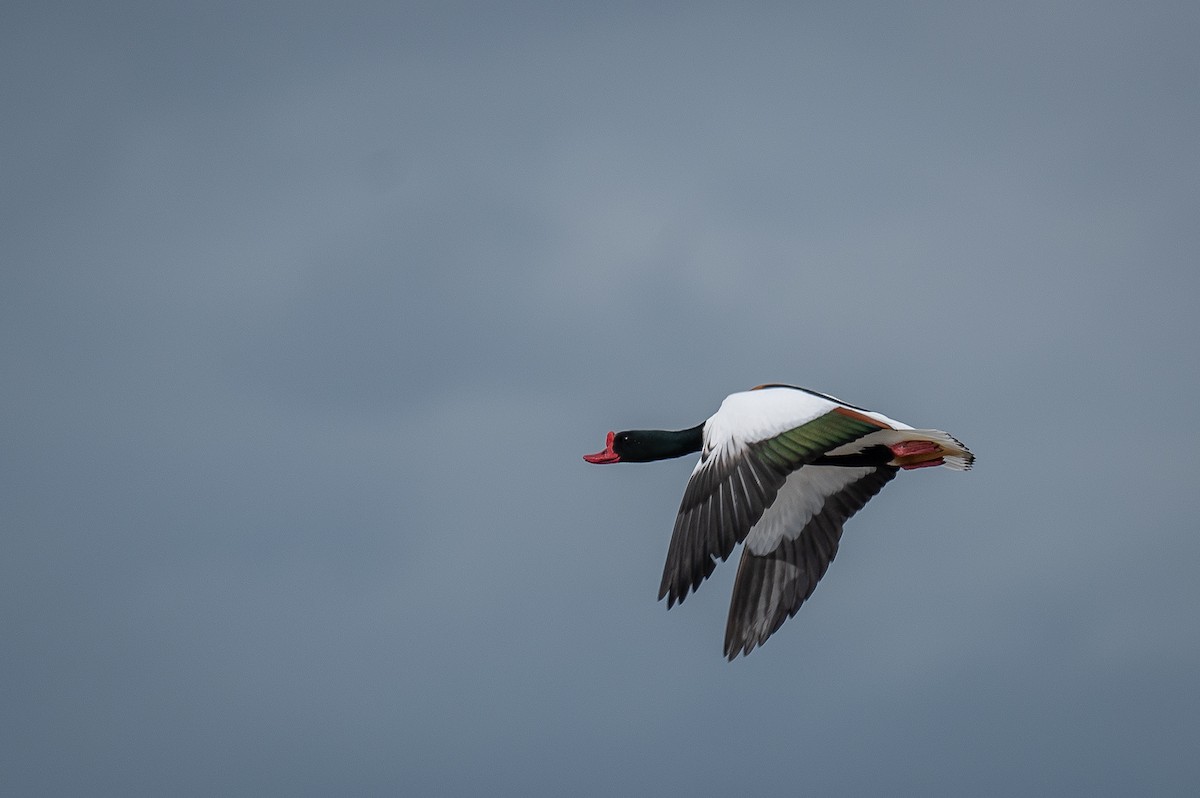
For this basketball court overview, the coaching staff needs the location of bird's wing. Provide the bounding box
[722,464,897,659]
[658,388,890,606]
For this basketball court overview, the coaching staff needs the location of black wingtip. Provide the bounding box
[723,638,756,661]
[661,585,688,609]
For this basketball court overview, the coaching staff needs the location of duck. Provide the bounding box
[583,383,973,659]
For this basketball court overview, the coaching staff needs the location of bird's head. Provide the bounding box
[584,429,699,464]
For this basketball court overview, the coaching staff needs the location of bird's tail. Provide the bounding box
[890,429,974,471]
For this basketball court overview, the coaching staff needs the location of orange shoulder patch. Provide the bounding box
[833,405,892,429]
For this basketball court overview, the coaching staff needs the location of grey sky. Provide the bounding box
[3,2,1198,796]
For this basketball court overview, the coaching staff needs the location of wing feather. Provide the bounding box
[723,466,898,659]
[658,408,885,606]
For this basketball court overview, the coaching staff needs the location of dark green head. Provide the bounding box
[583,425,704,464]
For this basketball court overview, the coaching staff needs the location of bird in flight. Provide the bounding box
[584,384,973,659]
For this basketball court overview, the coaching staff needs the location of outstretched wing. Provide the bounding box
[658,392,889,607]
[722,465,898,659]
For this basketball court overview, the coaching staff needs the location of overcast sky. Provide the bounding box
[3,2,1199,796]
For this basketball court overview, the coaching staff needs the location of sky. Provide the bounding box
[3,2,1199,796]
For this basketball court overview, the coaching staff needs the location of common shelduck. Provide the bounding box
[583,384,973,659]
